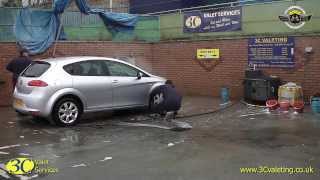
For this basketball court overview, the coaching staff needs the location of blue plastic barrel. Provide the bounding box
[311,97,320,113]
[220,87,230,104]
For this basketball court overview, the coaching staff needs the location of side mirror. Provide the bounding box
[137,72,143,79]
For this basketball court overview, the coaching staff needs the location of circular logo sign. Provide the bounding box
[185,16,202,29]
[279,6,312,29]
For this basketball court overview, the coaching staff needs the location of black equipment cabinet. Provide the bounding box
[243,77,281,102]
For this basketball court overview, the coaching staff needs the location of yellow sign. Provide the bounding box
[197,49,220,59]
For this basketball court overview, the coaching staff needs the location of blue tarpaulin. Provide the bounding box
[74,0,138,33]
[15,9,59,54]
[15,0,138,54]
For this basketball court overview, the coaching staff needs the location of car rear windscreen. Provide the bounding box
[21,61,50,77]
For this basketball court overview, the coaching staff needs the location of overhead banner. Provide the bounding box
[183,7,242,33]
[248,37,295,68]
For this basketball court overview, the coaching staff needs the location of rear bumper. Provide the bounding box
[13,90,51,117]
[14,105,42,116]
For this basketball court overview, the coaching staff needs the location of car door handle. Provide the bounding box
[112,80,119,83]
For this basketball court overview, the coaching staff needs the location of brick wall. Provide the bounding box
[151,40,248,98]
[151,37,320,100]
[1,36,320,106]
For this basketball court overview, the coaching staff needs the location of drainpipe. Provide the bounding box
[110,0,112,12]
[52,14,63,57]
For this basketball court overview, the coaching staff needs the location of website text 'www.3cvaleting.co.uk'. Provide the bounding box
[240,166,316,175]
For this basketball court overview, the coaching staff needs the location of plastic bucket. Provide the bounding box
[279,100,290,111]
[266,99,278,111]
[311,97,320,113]
[293,101,304,113]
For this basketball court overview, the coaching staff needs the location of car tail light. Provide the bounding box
[28,80,48,87]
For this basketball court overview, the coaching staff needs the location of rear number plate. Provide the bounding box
[13,98,24,108]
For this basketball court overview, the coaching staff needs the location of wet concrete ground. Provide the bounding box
[0,96,320,180]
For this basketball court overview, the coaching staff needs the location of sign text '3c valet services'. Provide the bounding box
[184,7,242,33]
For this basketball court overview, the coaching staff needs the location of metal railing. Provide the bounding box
[146,0,292,15]
[0,0,130,13]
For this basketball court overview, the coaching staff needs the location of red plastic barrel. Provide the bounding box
[279,100,290,111]
[293,101,304,113]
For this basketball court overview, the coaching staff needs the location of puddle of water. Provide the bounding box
[115,122,171,130]
[99,157,112,162]
[16,174,39,180]
[19,153,31,156]
[171,121,192,131]
[0,144,21,150]
[0,151,9,155]
[0,167,10,179]
[71,163,87,168]
[114,120,192,131]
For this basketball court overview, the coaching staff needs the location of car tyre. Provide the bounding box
[31,116,53,125]
[16,111,28,117]
[150,89,166,116]
[52,98,82,127]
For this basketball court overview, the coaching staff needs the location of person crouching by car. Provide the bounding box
[150,80,182,122]
[6,49,32,90]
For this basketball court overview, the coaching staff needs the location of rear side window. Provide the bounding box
[21,61,50,77]
[63,61,109,76]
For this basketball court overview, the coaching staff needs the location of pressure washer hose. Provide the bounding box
[176,99,270,119]
[239,99,267,108]
[175,101,238,119]
[78,101,238,130]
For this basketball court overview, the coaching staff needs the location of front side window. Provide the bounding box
[105,61,139,77]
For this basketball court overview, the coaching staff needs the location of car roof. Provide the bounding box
[40,56,153,76]
[41,56,128,65]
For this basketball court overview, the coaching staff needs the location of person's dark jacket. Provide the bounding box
[150,84,182,113]
[6,57,32,81]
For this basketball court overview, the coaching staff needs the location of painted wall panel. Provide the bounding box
[160,0,320,40]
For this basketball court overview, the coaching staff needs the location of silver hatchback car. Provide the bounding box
[13,56,166,126]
